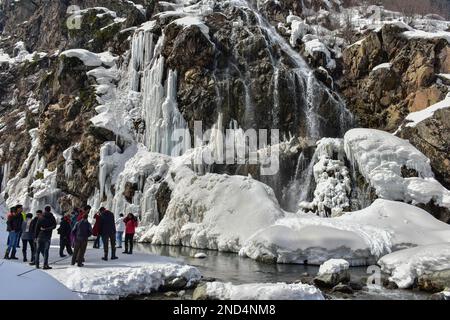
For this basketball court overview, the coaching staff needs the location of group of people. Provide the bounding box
[3,204,139,269]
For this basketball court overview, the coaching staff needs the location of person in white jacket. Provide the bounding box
[115,214,125,248]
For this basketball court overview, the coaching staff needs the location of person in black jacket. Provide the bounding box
[71,213,93,267]
[99,207,118,261]
[28,210,42,265]
[58,213,73,257]
[34,206,57,269]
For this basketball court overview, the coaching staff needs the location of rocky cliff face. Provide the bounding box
[0,0,449,224]
[340,24,449,131]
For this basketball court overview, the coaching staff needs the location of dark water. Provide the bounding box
[135,244,431,300]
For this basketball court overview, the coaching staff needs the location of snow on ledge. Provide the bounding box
[171,16,210,40]
[404,94,450,128]
[60,49,116,67]
[372,62,391,72]
[204,282,325,300]
[402,30,450,43]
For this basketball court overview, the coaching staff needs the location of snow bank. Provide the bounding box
[344,128,450,208]
[378,243,450,289]
[204,282,324,300]
[402,30,450,44]
[240,199,450,265]
[318,259,349,275]
[403,94,450,128]
[51,253,201,299]
[0,261,79,300]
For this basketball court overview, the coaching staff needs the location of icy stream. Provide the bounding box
[135,244,431,300]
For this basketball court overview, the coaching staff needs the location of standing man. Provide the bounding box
[21,213,35,262]
[34,206,57,269]
[99,207,118,261]
[15,204,25,248]
[29,210,43,266]
[58,213,73,257]
[71,213,92,267]
[115,214,125,249]
[4,206,21,260]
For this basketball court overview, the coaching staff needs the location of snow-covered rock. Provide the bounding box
[141,161,285,252]
[344,128,450,209]
[196,282,324,300]
[60,49,116,67]
[314,259,350,287]
[378,243,450,289]
[240,199,450,265]
[318,259,350,275]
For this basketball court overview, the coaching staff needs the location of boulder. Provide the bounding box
[313,259,350,288]
[192,284,209,300]
[418,269,450,293]
[331,283,354,294]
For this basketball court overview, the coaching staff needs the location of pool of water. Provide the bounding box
[135,244,431,300]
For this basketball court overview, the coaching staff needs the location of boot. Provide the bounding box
[43,265,52,270]
[10,251,18,260]
[101,256,108,261]
[111,255,118,260]
[4,249,10,259]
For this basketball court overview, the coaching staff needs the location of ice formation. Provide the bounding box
[203,281,324,300]
[299,138,351,217]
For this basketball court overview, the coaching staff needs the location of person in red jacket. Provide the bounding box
[92,211,102,249]
[122,213,138,255]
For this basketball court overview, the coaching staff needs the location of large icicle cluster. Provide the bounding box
[1,129,61,213]
[299,138,351,217]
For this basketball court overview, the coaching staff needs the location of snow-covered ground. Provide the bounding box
[378,243,450,289]
[203,281,324,300]
[0,260,80,300]
[0,197,201,300]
